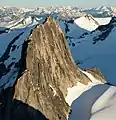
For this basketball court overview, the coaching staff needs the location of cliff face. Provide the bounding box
[0,17,105,120]
[13,17,93,120]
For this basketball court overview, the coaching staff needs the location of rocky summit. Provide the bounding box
[0,17,106,120]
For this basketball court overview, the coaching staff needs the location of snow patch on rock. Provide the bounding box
[65,71,102,106]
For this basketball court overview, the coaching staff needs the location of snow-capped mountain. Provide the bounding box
[0,6,33,26]
[81,6,113,17]
[0,12,111,90]
[59,18,89,47]
[0,5,116,27]
[68,17,116,85]
[80,6,116,17]
[59,15,111,47]
[1,5,116,120]
[59,16,116,119]
[0,15,107,120]
[74,15,99,31]
[0,25,34,89]
[94,17,111,25]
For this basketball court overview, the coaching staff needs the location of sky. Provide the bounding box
[1,0,116,8]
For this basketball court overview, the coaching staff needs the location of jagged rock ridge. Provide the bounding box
[13,17,93,120]
[0,17,105,120]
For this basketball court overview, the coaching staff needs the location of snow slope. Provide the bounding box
[0,14,43,89]
[74,15,99,31]
[65,17,116,120]
[65,70,104,106]
[94,17,111,25]
[69,17,116,85]
[0,26,35,89]
[69,84,116,120]
[59,16,111,48]
[0,13,48,90]
[1,13,116,120]
[81,6,113,17]
[59,19,90,47]
[90,86,116,120]
[59,19,89,37]
[7,15,44,28]
[67,70,116,120]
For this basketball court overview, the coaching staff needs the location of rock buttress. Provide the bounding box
[13,17,91,120]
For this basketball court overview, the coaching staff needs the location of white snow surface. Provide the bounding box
[59,20,89,39]
[74,16,99,31]
[66,71,103,106]
[63,17,116,120]
[0,25,36,89]
[7,16,43,28]
[66,82,92,106]
[70,21,116,85]
[1,13,116,120]
[90,86,116,120]
[69,83,116,120]
[59,16,116,85]
[67,71,116,120]
[94,17,111,25]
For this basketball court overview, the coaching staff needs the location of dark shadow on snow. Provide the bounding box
[0,24,37,88]
[61,19,90,47]
[69,84,109,120]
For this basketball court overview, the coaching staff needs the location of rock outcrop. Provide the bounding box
[13,17,92,120]
[86,68,106,83]
[0,17,105,120]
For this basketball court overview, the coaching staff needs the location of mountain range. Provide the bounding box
[0,5,116,26]
[0,5,116,120]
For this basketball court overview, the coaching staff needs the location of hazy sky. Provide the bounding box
[1,0,116,8]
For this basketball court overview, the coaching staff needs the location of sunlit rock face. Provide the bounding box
[13,17,93,120]
[0,17,105,120]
